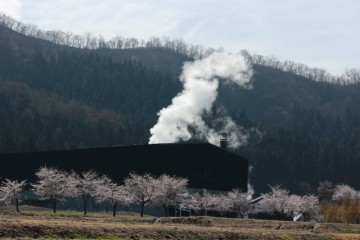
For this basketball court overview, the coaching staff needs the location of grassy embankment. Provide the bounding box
[0,206,360,239]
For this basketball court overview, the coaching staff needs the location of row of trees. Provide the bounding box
[1,13,358,86]
[241,50,360,85]
[256,186,319,221]
[1,167,358,222]
[30,168,189,217]
[247,184,360,222]
[0,13,221,59]
[0,167,251,217]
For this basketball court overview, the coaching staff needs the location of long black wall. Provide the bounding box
[0,143,248,191]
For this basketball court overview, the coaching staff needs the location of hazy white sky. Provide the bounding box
[1,0,359,75]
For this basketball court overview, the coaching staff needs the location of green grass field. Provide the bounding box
[0,206,359,239]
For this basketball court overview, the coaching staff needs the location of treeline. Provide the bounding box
[241,50,360,85]
[1,13,359,85]
[0,166,319,221]
[252,183,360,223]
[1,166,252,218]
[3,167,359,223]
[0,13,222,59]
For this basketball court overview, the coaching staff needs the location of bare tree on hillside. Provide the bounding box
[341,68,360,84]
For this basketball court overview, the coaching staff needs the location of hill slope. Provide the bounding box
[1,23,360,193]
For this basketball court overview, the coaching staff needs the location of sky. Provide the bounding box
[0,0,359,75]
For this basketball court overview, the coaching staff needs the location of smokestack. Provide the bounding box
[220,138,228,150]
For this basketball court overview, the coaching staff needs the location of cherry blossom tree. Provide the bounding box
[187,192,202,214]
[92,175,132,217]
[259,186,290,216]
[281,194,319,221]
[152,174,188,216]
[227,189,251,218]
[179,192,197,216]
[285,194,303,217]
[332,184,359,201]
[124,173,158,217]
[259,186,319,220]
[67,170,102,215]
[211,193,231,216]
[31,166,69,213]
[181,190,232,217]
[0,179,27,212]
[193,189,218,216]
[300,195,319,221]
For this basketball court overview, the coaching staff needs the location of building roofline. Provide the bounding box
[0,142,244,159]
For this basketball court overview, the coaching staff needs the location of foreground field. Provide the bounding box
[0,206,360,239]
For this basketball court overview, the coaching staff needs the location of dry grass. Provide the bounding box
[321,199,360,224]
[0,206,359,239]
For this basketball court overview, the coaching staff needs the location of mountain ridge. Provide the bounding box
[1,21,360,193]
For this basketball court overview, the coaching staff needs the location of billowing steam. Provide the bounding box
[149,52,253,149]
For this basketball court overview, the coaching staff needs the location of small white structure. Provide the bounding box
[248,196,264,214]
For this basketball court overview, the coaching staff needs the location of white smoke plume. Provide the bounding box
[149,52,253,149]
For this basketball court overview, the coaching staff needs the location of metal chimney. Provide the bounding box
[220,138,228,150]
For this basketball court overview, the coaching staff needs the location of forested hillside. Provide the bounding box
[0,23,181,147]
[1,17,360,194]
[216,64,360,193]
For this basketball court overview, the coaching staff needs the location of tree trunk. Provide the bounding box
[83,197,88,216]
[170,207,175,217]
[163,206,168,217]
[53,199,57,214]
[112,202,117,217]
[15,198,19,212]
[140,202,145,217]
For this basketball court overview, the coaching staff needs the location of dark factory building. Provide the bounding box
[0,143,248,192]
